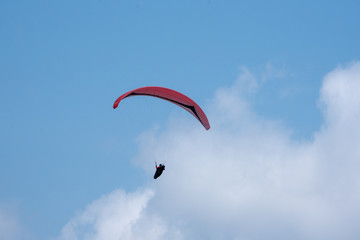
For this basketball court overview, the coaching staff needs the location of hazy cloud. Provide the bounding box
[0,204,22,240]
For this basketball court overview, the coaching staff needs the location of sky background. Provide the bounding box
[1,0,360,239]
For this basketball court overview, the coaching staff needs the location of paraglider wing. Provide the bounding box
[113,86,210,130]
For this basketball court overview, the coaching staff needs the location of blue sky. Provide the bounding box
[1,1,360,239]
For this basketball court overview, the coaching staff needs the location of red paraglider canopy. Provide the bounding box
[113,86,210,130]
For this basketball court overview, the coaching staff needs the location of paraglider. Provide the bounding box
[113,86,210,179]
[154,162,165,179]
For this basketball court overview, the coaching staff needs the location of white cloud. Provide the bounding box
[320,61,360,127]
[56,189,183,240]
[58,61,360,240]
